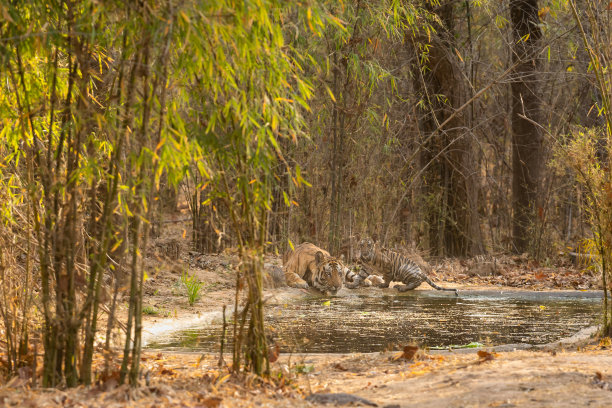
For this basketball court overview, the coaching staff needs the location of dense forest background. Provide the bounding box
[269,0,597,260]
[1,0,612,389]
[183,0,609,262]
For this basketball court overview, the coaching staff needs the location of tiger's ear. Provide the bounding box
[315,251,324,263]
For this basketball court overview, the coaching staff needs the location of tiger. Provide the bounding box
[356,237,458,296]
[282,242,344,295]
[343,265,385,288]
[343,266,365,289]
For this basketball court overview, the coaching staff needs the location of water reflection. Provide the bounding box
[146,291,601,353]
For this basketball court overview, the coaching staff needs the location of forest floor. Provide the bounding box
[2,216,612,407]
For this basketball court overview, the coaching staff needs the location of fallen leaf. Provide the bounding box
[534,270,547,281]
[477,350,495,362]
[160,368,176,376]
[393,345,419,361]
[198,396,223,408]
[268,342,280,363]
[216,373,231,385]
[401,345,419,360]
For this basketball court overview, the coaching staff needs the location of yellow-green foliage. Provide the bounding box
[0,0,330,383]
[554,128,612,334]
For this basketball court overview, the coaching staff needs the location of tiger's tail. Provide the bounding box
[422,274,458,296]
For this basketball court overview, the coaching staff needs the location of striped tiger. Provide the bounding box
[356,237,458,296]
[343,266,385,289]
[282,242,344,295]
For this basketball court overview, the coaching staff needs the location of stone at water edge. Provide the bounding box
[305,392,378,406]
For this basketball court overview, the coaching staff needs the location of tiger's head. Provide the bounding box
[355,237,375,263]
[312,251,344,295]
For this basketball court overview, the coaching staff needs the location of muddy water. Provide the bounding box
[145,290,602,353]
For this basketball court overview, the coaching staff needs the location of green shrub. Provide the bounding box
[142,305,160,315]
[181,270,204,306]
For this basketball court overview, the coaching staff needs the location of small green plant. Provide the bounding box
[429,342,483,350]
[142,305,160,315]
[181,270,204,306]
[293,364,314,374]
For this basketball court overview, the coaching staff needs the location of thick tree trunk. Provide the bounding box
[510,0,543,253]
[328,52,343,256]
[411,2,482,256]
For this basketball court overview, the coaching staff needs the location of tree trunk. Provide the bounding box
[328,51,343,256]
[510,0,543,253]
[411,1,481,256]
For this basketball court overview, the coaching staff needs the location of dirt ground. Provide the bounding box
[2,343,611,407]
[1,217,611,407]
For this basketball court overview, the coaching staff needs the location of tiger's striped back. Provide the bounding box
[357,238,458,295]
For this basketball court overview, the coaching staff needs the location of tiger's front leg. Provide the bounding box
[283,270,310,289]
[344,278,361,289]
[343,267,363,289]
[378,276,391,288]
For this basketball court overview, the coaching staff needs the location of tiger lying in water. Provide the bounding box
[356,237,458,296]
[282,242,344,295]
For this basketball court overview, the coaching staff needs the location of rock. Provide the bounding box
[467,262,496,277]
[263,265,286,288]
[568,252,598,268]
[305,393,378,406]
